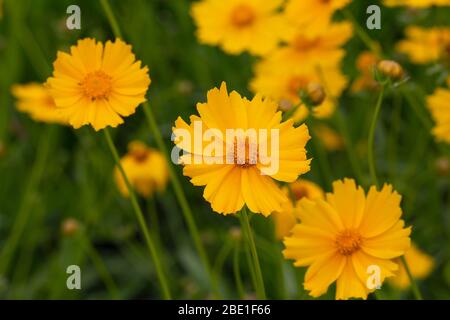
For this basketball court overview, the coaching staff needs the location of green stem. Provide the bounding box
[401,256,423,300]
[0,126,54,275]
[233,242,245,299]
[142,102,217,294]
[103,128,171,299]
[239,207,266,299]
[368,85,385,188]
[100,0,216,296]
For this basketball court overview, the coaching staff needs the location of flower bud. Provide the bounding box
[377,60,404,81]
[229,226,242,240]
[304,83,326,106]
[61,218,80,236]
[435,157,449,176]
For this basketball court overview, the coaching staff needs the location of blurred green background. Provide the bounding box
[0,0,449,299]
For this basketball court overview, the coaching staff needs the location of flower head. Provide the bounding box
[314,125,345,152]
[191,0,284,56]
[47,38,151,131]
[351,51,379,92]
[173,82,311,216]
[397,26,450,64]
[389,243,434,289]
[11,83,65,124]
[377,60,404,81]
[115,141,168,198]
[283,178,411,300]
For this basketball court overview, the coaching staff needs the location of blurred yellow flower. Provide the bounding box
[427,83,450,143]
[389,243,434,289]
[273,180,324,239]
[191,0,284,56]
[114,141,168,198]
[283,178,411,300]
[284,0,351,36]
[397,26,450,64]
[250,63,348,122]
[47,38,150,131]
[384,0,450,7]
[314,124,345,152]
[11,83,66,124]
[351,51,379,92]
[172,82,311,216]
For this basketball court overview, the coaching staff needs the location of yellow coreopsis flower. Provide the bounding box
[314,125,345,152]
[114,141,168,198]
[172,82,311,216]
[284,0,351,36]
[11,83,66,124]
[389,243,434,289]
[397,26,450,64]
[427,79,450,143]
[273,180,324,239]
[191,0,285,56]
[46,38,151,131]
[250,63,348,122]
[283,178,411,300]
[384,0,450,7]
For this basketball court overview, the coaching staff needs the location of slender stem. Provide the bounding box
[0,126,54,275]
[239,207,266,299]
[368,85,385,188]
[233,242,245,299]
[100,0,216,296]
[100,0,123,39]
[103,128,172,299]
[401,256,423,300]
[142,102,217,293]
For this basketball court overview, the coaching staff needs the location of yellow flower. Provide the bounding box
[427,82,450,143]
[351,51,379,93]
[273,180,324,240]
[114,141,168,198]
[283,178,411,300]
[250,63,348,122]
[172,82,311,216]
[191,0,284,56]
[314,125,345,152]
[384,0,450,7]
[284,0,351,36]
[397,26,450,64]
[46,38,150,131]
[389,243,434,289]
[11,83,66,124]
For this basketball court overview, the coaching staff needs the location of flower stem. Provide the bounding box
[368,84,385,188]
[233,242,245,299]
[103,128,172,299]
[99,0,217,296]
[142,102,218,295]
[401,255,423,300]
[239,207,266,299]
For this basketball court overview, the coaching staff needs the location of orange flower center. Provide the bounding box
[233,137,258,168]
[81,71,113,100]
[292,36,319,52]
[288,76,308,96]
[293,186,309,200]
[335,229,362,256]
[231,5,255,28]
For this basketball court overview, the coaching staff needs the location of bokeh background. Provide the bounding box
[0,0,449,299]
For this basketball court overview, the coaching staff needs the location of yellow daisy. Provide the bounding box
[284,0,351,36]
[11,83,66,124]
[191,0,284,56]
[384,0,450,7]
[283,178,411,300]
[389,243,434,289]
[114,141,168,198]
[427,81,450,143]
[273,180,324,239]
[397,26,450,64]
[46,38,151,131]
[172,82,311,216]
